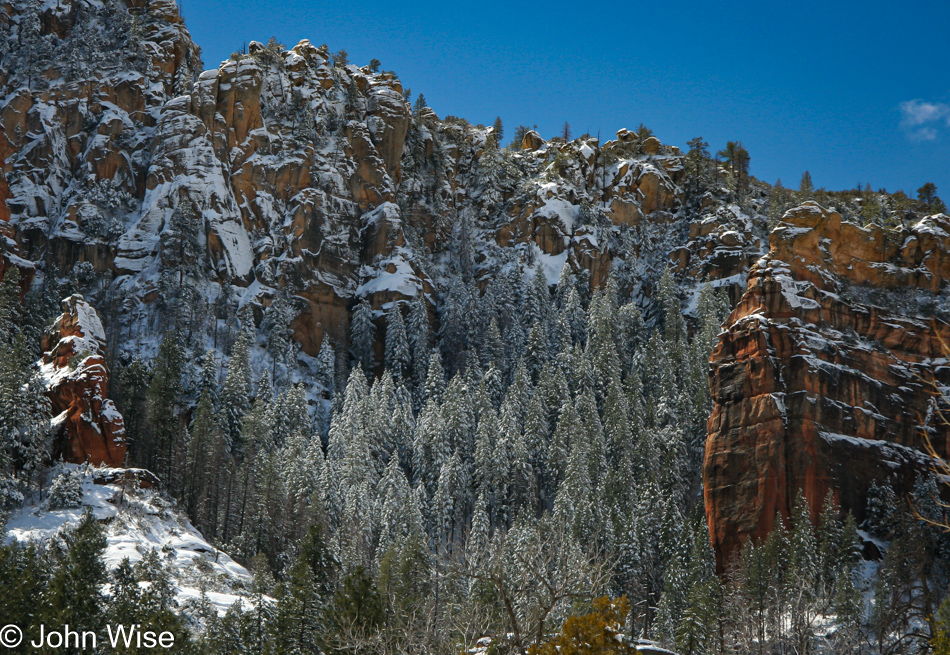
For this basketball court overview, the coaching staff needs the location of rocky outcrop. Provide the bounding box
[0,0,778,380]
[521,130,544,151]
[705,202,950,570]
[0,0,707,360]
[41,295,127,467]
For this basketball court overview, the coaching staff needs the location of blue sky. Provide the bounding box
[183,0,950,200]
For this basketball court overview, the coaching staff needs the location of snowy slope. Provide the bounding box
[5,464,253,615]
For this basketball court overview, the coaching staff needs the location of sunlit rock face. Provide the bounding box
[705,202,950,570]
[41,294,127,467]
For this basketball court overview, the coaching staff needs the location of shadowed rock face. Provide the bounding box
[704,202,950,571]
[41,295,127,467]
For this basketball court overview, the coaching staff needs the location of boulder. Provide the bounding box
[642,136,661,155]
[616,128,636,143]
[521,130,544,151]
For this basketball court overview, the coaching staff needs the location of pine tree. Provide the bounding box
[547,400,581,503]
[325,566,384,647]
[351,298,376,376]
[384,303,411,378]
[656,268,686,370]
[316,334,337,400]
[717,141,750,195]
[683,137,712,205]
[263,292,297,386]
[413,93,428,117]
[564,286,587,348]
[0,330,50,482]
[110,551,186,648]
[145,331,185,481]
[831,513,863,650]
[186,387,221,521]
[44,509,107,638]
[161,197,203,290]
[198,349,220,406]
[917,182,946,213]
[221,323,253,457]
[468,490,491,564]
[273,523,336,653]
[334,375,378,570]
[433,451,467,551]
[409,295,431,408]
[48,469,83,510]
[553,413,597,543]
[525,321,548,381]
[0,540,47,641]
[115,358,150,464]
[799,170,814,200]
[789,489,818,591]
[375,452,411,562]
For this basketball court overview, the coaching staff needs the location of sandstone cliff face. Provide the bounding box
[41,295,127,467]
[705,202,950,570]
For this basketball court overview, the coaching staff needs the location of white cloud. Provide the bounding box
[909,126,939,142]
[899,99,949,141]
[900,99,949,126]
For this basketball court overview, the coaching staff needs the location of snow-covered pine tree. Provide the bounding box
[553,410,597,544]
[546,400,581,504]
[198,349,220,407]
[412,397,445,497]
[432,452,468,551]
[480,316,505,369]
[384,303,411,379]
[327,368,369,464]
[263,292,298,386]
[438,277,474,375]
[145,330,185,480]
[374,452,412,564]
[220,323,253,457]
[185,386,220,518]
[315,334,337,403]
[656,268,687,375]
[350,298,376,376]
[408,294,431,402]
[48,469,84,510]
[564,286,587,348]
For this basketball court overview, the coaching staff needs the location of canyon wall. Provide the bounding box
[705,202,950,569]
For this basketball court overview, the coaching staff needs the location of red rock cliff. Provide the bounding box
[704,202,950,570]
[41,295,127,467]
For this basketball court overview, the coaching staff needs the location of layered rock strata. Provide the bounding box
[705,202,950,570]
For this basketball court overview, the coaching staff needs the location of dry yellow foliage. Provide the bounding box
[528,596,632,655]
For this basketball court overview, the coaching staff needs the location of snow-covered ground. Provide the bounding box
[4,464,252,615]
